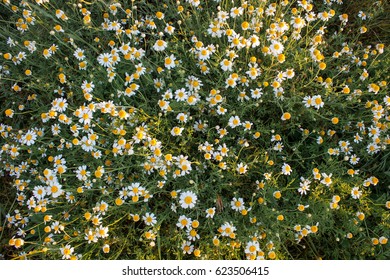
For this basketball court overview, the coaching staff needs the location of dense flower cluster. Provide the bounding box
[0,0,389,260]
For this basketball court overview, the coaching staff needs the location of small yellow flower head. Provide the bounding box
[268,251,276,259]
[194,249,201,257]
[155,11,164,20]
[115,197,123,206]
[4,52,14,60]
[132,214,140,222]
[273,191,282,199]
[277,53,285,63]
[379,237,388,245]
[281,112,291,121]
[102,244,110,253]
[5,109,14,118]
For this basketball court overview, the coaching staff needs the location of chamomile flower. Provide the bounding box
[73,48,85,61]
[216,105,227,115]
[250,88,263,99]
[249,35,260,48]
[349,154,360,165]
[182,241,194,254]
[75,165,90,181]
[358,11,367,20]
[303,96,313,108]
[164,54,176,69]
[205,207,216,218]
[102,244,110,254]
[143,212,157,226]
[164,24,175,35]
[230,7,244,18]
[97,53,112,67]
[217,11,229,21]
[298,178,311,195]
[21,130,37,146]
[368,83,380,94]
[282,163,292,175]
[197,47,211,61]
[281,112,291,121]
[95,201,108,215]
[33,185,46,199]
[220,59,233,72]
[176,215,192,229]
[179,191,197,209]
[85,229,98,243]
[245,241,260,256]
[220,222,236,237]
[5,108,14,118]
[366,142,379,154]
[273,142,284,152]
[236,162,248,174]
[228,116,241,128]
[312,95,324,109]
[51,221,64,234]
[46,181,63,198]
[231,197,245,211]
[171,126,184,136]
[186,75,203,91]
[81,80,94,93]
[174,88,188,101]
[321,173,333,186]
[351,187,362,199]
[60,245,74,260]
[243,121,253,131]
[176,112,188,123]
[153,39,167,51]
[269,41,284,56]
[246,63,261,79]
[187,228,200,241]
[152,79,164,93]
[353,133,363,143]
[292,16,306,29]
[225,75,237,88]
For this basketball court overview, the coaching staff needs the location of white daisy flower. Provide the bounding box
[282,163,292,175]
[164,54,176,69]
[153,39,167,52]
[60,245,74,260]
[21,130,37,146]
[73,48,85,61]
[269,41,284,56]
[228,115,241,128]
[351,187,362,199]
[176,215,192,229]
[143,212,157,226]
[179,191,197,209]
[321,173,333,186]
[236,162,248,174]
[231,197,245,212]
[97,53,112,67]
[171,126,184,136]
